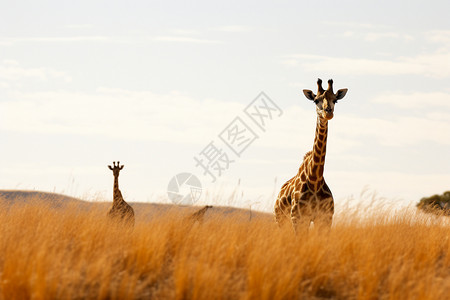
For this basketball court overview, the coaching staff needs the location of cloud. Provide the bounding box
[3,87,448,207]
[338,29,414,42]
[65,24,93,29]
[363,32,414,42]
[281,52,450,78]
[0,36,124,46]
[328,21,414,42]
[328,170,450,207]
[0,88,242,144]
[371,92,450,109]
[259,99,450,151]
[0,60,72,82]
[323,21,389,30]
[0,34,223,46]
[340,30,414,42]
[152,36,222,44]
[211,25,252,33]
[169,29,201,35]
[427,30,450,45]
[333,112,450,147]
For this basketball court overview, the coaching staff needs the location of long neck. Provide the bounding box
[113,176,123,203]
[306,116,328,186]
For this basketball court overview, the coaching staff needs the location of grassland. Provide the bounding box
[0,194,449,300]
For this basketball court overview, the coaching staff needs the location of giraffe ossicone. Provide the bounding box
[274,78,348,233]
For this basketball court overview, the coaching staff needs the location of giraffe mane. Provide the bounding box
[303,150,312,160]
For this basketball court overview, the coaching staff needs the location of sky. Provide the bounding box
[1,0,450,212]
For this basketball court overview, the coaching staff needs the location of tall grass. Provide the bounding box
[0,197,449,299]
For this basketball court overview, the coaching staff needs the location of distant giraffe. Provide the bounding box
[189,205,213,223]
[274,79,348,233]
[108,161,135,226]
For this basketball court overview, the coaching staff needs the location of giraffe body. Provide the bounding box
[108,161,135,227]
[274,79,347,233]
[189,205,213,223]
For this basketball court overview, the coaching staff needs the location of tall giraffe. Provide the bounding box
[108,161,135,226]
[274,79,348,233]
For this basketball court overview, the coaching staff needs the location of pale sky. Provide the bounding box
[1,1,450,212]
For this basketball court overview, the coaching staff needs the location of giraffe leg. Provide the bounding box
[314,212,333,229]
[291,199,310,235]
[314,198,334,229]
[274,198,290,227]
[291,191,317,235]
[274,205,286,227]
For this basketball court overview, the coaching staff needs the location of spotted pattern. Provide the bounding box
[108,162,135,227]
[274,79,347,233]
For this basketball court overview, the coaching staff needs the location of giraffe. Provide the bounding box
[107,161,135,227]
[274,78,348,233]
[189,205,213,223]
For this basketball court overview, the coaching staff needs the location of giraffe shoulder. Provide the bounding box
[280,175,297,189]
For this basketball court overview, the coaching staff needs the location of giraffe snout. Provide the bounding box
[322,107,334,120]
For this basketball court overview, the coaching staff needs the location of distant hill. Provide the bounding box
[0,190,271,222]
[0,190,84,207]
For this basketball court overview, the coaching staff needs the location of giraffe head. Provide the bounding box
[108,161,124,178]
[303,78,348,120]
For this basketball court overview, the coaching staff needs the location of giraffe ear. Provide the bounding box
[108,165,113,170]
[335,88,348,100]
[120,165,124,170]
[303,89,316,101]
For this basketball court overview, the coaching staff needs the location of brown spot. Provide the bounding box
[300,172,306,182]
[300,190,312,201]
[317,140,323,148]
[286,195,292,205]
[287,186,294,196]
[323,183,332,194]
[301,183,309,193]
[313,155,320,163]
[315,145,322,154]
[279,198,287,210]
[317,187,332,199]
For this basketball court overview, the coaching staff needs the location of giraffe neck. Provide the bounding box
[113,176,124,203]
[306,116,328,188]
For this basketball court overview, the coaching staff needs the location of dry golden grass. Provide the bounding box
[0,196,449,300]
